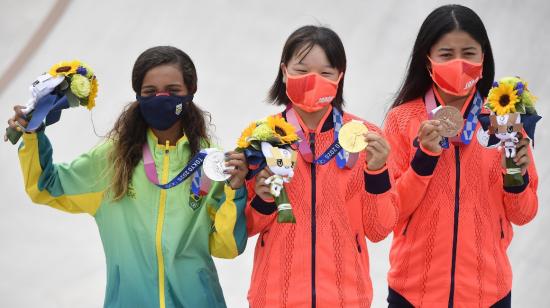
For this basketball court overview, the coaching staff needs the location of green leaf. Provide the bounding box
[277,209,296,223]
[6,127,23,145]
[79,96,89,107]
[65,90,81,107]
[525,106,538,115]
[515,103,526,114]
[250,140,261,151]
[57,79,69,91]
[271,136,282,144]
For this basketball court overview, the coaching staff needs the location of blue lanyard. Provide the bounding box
[142,143,206,197]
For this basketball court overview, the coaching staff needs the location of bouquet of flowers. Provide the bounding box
[479,76,541,186]
[6,60,98,144]
[237,115,299,223]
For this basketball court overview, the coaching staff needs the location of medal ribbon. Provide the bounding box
[424,87,483,148]
[142,143,209,197]
[286,107,358,168]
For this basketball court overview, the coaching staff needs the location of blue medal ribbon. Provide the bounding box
[313,140,344,165]
[143,144,208,192]
[286,107,358,168]
[157,151,207,190]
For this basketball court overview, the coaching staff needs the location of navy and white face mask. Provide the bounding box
[137,92,194,130]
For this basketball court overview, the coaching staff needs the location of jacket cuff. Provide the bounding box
[225,184,247,198]
[22,131,38,141]
[364,168,391,194]
[411,147,440,176]
[250,195,277,215]
[503,172,530,194]
[364,162,388,175]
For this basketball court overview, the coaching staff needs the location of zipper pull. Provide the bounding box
[355,234,362,253]
[260,231,268,247]
[309,132,315,153]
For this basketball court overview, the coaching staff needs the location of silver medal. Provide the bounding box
[203,149,233,181]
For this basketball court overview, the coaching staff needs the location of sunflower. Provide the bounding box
[49,60,80,77]
[86,77,98,110]
[267,115,298,144]
[487,82,520,115]
[237,121,257,148]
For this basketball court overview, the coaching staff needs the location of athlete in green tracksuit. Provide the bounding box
[11,46,248,308]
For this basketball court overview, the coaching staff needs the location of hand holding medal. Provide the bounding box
[418,105,463,154]
[202,150,232,181]
[202,149,248,189]
[432,106,464,138]
[338,120,369,153]
[417,120,444,153]
[339,120,390,171]
[142,146,248,211]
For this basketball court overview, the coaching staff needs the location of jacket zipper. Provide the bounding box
[500,217,504,239]
[260,230,269,247]
[156,142,170,308]
[402,216,413,236]
[448,146,460,308]
[355,234,362,253]
[309,132,317,308]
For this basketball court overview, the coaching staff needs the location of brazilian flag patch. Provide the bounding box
[188,194,202,211]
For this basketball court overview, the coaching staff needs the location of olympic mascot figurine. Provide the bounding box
[237,115,299,223]
[478,76,541,186]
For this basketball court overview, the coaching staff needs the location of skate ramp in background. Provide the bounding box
[0,0,548,307]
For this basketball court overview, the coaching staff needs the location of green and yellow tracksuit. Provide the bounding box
[17,129,247,308]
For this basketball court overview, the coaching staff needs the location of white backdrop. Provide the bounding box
[0,0,548,307]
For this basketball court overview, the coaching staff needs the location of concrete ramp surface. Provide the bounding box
[1,0,548,307]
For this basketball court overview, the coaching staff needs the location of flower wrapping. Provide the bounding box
[480,76,541,187]
[237,115,299,223]
[6,60,98,144]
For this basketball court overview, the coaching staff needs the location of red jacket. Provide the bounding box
[384,97,538,307]
[246,108,399,307]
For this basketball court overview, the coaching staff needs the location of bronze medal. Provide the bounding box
[433,106,464,138]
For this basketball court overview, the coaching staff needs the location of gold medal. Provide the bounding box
[338,120,369,153]
[433,106,463,138]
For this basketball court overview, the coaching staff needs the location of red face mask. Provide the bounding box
[428,57,483,96]
[285,71,342,112]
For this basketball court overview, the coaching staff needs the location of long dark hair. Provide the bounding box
[268,25,347,111]
[391,4,495,109]
[107,46,210,200]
